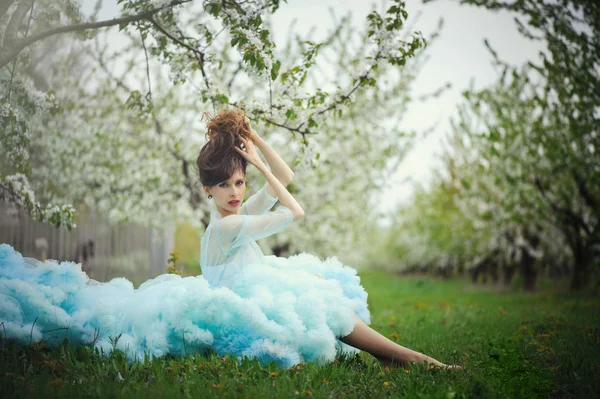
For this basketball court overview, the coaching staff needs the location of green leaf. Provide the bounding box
[285,108,297,120]
[205,2,222,16]
[271,60,281,81]
[260,29,269,42]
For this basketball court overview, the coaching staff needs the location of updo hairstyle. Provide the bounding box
[196,108,252,187]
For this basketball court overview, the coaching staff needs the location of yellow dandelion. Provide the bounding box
[304,390,313,396]
[384,381,390,386]
[237,372,243,376]
[404,369,410,373]
[390,316,396,321]
[323,379,329,384]
[270,372,277,377]
[538,333,551,339]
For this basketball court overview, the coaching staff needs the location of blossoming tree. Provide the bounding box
[1,0,441,263]
[385,0,599,290]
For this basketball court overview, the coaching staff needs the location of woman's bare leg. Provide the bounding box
[340,315,460,370]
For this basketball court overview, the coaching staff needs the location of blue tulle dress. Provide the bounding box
[0,184,370,367]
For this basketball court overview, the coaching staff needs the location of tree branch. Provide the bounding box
[316,49,383,116]
[138,22,153,104]
[91,42,130,92]
[264,117,318,135]
[148,17,211,90]
[0,0,16,21]
[226,61,244,91]
[7,0,34,100]
[3,0,33,49]
[0,0,191,69]
[573,171,599,211]
[533,177,591,236]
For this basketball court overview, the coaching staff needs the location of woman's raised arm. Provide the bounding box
[234,136,305,221]
[244,119,294,197]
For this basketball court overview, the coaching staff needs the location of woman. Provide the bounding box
[0,109,461,371]
[196,109,462,370]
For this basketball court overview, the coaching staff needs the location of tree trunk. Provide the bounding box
[470,263,482,283]
[437,266,453,279]
[489,262,499,284]
[518,250,537,292]
[570,248,590,291]
[503,264,516,287]
[521,265,537,291]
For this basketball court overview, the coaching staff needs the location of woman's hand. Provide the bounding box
[234,135,266,169]
[242,116,261,142]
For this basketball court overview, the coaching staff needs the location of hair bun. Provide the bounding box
[201,109,250,153]
[196,109,250,187]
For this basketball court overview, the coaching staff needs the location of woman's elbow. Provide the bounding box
[293,209,305,221]
[284,172,295,186]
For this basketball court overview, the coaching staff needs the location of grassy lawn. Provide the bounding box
[1,269,598,398]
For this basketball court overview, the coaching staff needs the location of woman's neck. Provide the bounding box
[217,206,239,218]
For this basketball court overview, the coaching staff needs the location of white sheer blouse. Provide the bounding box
[200,183,294,288]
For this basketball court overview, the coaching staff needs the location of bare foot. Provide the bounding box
[443,364,464,370]
[430,363,464,371]
[379,359,463,372]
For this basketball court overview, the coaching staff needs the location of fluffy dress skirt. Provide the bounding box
[0,244,370,367]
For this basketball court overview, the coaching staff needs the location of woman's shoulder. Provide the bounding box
[208,214,247,235]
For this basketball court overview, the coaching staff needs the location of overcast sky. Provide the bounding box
[260,1,544,212]
[85,0,545,215]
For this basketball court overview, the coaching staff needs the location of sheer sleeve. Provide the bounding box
[240,183,278,215]
[215,206,294,255]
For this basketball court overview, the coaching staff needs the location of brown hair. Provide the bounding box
[196,108,251,187]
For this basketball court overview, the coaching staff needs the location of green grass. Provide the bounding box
[1,270,598,398]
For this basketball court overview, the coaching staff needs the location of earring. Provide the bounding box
[208,195,213,199]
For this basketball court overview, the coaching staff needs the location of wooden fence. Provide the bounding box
[0,201,175,286]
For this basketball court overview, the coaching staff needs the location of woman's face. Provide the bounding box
[204,169,247,216]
